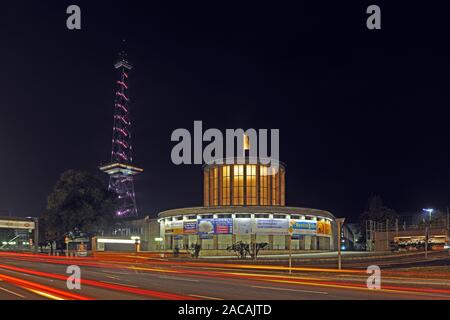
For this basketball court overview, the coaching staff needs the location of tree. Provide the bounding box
[360,194,398,222]
[249,242,269,260]
[227,241,248,259]
[227,242,269,260]
[42,170,117,248]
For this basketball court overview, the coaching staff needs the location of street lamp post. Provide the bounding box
[336,218,345,270]
[422,208,433,259]
[288,222,294,275]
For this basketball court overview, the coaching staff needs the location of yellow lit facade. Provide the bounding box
[203,163,286,207]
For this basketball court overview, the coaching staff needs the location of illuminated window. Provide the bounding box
[204,169,209,206]
[210,167,219,206]
[221,166,231,205]
[233,165,244,205]
[246,165,257,205]
[259,166,270,205]
[271,167,280,206]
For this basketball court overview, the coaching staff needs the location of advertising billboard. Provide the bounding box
[165,221,183,235]
[214,218,233,234]
[198,219,215,235]
[317,220,332,236]
[183,220,197,235]
[233,218,252,235]
[253,218,289,235]
[291,220,317,235]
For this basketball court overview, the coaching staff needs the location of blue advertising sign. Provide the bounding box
[291,220,317,235]
[214,218,233,234]
[183,220,197,234]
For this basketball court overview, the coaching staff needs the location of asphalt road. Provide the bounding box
[1,252,450,300]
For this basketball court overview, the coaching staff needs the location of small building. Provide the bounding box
[341,223,356,251]
[366,212,450,252]
[92,216,161,252]
[373,227,449,252]
[0,216,38,252]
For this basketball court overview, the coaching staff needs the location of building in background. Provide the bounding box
[0,216,38,252]
[365,211,450,252]
[91,216,160,253]
[341,223,357,251]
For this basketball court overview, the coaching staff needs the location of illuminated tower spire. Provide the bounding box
[100,50,143,217]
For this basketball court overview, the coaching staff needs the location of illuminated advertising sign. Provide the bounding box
[233,218,252,235]
[198,219,215,235]
[324,221,332,235]
[165,221,183,235]
[317,220,332,236]
[253,218,289,235]
[183,220,197,234]
[0,220,35,230]
[214,218,233,234]
[291,220,317,235]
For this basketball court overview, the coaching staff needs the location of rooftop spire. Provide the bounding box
[115,39,132,70]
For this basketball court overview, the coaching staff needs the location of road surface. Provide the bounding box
[1,251,450,300]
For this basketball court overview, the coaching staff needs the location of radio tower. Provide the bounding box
[100,50,143,217]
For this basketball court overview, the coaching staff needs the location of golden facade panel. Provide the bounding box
[203,161,285,207]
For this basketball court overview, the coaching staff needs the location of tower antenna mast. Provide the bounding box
[100,48,143,217]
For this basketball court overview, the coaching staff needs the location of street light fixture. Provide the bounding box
[422,208,433,258]
[423,208,433,220]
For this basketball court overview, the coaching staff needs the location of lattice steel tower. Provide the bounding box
[100,51,143,217]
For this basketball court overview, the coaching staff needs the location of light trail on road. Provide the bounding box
[0,272,92,300]
[0,263,196,300]
[1,251,450,300]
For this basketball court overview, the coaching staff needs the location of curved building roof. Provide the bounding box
[158,206,336,220]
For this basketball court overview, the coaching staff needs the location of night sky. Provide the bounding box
[2,1,450,221]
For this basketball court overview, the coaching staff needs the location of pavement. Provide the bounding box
[0,250,450,300]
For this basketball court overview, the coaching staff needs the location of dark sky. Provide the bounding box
[2,1,450,221]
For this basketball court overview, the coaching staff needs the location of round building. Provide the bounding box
[158,157,337,255]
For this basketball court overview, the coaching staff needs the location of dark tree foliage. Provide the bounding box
[227,241,268,259]
[360,194,398,223]
[227,241,248,259]
[357,194,398,244]
[42,170,117,247]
